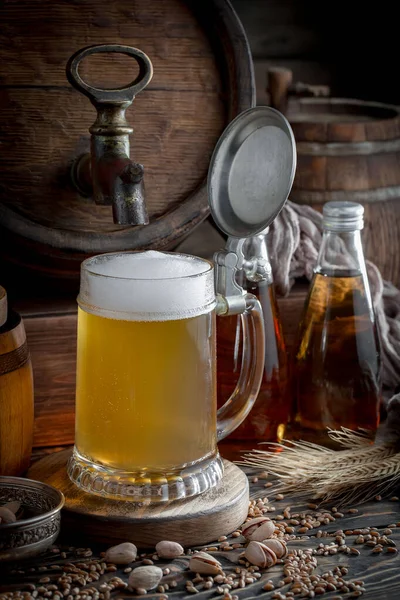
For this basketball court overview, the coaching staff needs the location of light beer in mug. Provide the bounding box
[76,309,216,470]
[68,250,265,501]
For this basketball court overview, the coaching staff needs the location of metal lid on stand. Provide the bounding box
[208,106,296,238]
[208,106,296,314]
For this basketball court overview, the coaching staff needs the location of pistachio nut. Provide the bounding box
[242,516,275,541]
[104,542,137,564]
[156,540,184,559]
[128,566,163,591]
[244,540,277,568]
[0,507,17,524]
[3,501,20,514]
[189,551,222,575]
[262,538,288,559]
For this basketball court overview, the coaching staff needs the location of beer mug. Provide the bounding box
[68,250,265,502]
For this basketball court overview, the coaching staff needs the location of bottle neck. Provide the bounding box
[316,229,367,278]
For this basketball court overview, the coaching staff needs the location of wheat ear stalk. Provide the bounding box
[240,428,400,506]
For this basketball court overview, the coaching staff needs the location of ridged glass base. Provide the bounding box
[67,448,224,503]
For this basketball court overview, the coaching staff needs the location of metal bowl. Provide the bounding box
[0,476,64,561]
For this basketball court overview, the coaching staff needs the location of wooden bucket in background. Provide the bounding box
[0,0,254,290]
[287,98,400,287]
[0,287,34,475]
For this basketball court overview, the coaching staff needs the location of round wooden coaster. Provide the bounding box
[28,449,249,548]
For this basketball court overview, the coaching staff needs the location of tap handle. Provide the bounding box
[66,44,153,106]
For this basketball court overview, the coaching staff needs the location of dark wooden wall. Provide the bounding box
[231,0,399,106]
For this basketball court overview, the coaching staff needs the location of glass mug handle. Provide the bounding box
[216,293,265,441]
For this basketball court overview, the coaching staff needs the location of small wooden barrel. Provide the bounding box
[287,98,400,286]
[0,287,34,475]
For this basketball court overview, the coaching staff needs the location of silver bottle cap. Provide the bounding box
[323,201,364,232]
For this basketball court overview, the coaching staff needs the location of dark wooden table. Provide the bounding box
[1,457,399,600]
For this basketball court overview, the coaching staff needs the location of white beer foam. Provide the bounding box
[78,251,216,321]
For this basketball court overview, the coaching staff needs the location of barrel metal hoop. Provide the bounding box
[297,138,400,156]
[291,185,400,204]
[0,341,30,376]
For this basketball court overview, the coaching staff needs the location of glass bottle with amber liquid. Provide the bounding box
[291,201,381,447]
[217,228,290,458]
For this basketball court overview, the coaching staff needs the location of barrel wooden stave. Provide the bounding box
[294,153,400,195]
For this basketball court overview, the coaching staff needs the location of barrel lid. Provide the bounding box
[0,286,7,327]
[208,106,296,238]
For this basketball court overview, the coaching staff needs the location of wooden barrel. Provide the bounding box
[0,0,254,282]
[287,98,400,286]
[0,287,34,475]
